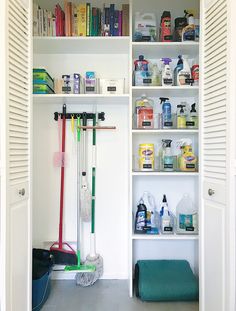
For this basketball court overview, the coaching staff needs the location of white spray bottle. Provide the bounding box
[177,55,192,86]
[161,58,173,86]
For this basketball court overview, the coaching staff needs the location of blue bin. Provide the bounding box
[32,271,51,311]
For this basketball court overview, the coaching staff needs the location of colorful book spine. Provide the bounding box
[72,4,78,36]
[122,4,129,36]
[78,3,87,36]
[114,10,119,36]
[109,4,115,36]
[91,7,97,36]
[86,3,90,36]
[118,11,122,36]
[104,7,110,36]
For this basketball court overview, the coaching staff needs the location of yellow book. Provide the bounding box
[77,3,87,36]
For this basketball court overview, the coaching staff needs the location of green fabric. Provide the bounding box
[137,260,199,302]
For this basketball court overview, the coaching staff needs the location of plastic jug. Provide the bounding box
[176,194,198,234]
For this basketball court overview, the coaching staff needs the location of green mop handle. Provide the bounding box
[91,114,96,234]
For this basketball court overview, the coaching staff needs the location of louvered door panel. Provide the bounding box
[203,0,227,182]
[8,0,29,186]
[6,0,31,310]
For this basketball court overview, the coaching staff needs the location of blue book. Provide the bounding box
[114,10,119,36]
[109,4,115,36]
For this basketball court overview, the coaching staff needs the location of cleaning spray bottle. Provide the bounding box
[176,193,198,234]
[174,55,183,86]
[186,103,198,129]
[159,97,172,128]
[161,58,173,86]
[177,104,187,129]
[162,139,174,171]
[178,138,197,172]
[176,55,192,86]
[160,195,174,234]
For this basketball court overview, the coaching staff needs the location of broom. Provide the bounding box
[76,113,103,286]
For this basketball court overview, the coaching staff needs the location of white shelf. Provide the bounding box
[132,86,199,97]
[33,93,130,104]
[132,171,199,176]
[132,129,199,134]
[132,234,199,240]
[33,36,130,54]
[132,42,199,58]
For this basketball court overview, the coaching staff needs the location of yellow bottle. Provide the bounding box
[178,139,197,172]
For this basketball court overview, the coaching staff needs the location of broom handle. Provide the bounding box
[59,112,66,248]
[90,114,96,257]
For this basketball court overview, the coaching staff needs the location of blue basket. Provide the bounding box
[32,271,51,311]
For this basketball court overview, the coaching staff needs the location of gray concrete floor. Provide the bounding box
[42,280,199,311]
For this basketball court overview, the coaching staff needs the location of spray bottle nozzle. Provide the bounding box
[159,97,169,105]
[162,139,172,148]
[191,103,197,112]
[177,104,185,113]
[161,58,172,65]
[163,194,167,203]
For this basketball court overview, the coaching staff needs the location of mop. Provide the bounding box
[65,117,95,273]
[76,114,103,286]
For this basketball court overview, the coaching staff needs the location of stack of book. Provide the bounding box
[33,2,129,37]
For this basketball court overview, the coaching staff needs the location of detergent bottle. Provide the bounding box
[140,192,159,234]
[176,55,192,86]
[161,58,173,86]
[134,55,149,71]
[178,139,197,172]
[160,195,174,234]
[176,193,198,234]
[160,11,172,42]
[182,11,196,41]
[174,55,183,86]
[159,97,172,128]
[135,95,154,129]
[134,201,147,234]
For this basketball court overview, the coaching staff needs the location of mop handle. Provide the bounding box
[59,113,66,247]
[91,115,96,234]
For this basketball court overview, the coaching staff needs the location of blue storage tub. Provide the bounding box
[32,271,51,311]
[32,249,53,311]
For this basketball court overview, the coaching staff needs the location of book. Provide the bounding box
[91,7,97,36]
[118,11,122,36]
[114,10,119,36]
[78,3,87,36]
[122,4,129,36]
[104,7,110,36]
[72,4,78,36]
[109,4,115,36]
[86,3,91,36]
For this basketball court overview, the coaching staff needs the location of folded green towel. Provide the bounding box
[136,260,199,301]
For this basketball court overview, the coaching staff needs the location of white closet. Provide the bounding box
[0,0,236,310]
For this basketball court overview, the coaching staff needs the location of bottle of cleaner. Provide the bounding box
[134,201,147,234]
[159,97,172,128]
[176,55,192,86]
[174,15,188,42]
[186,103,198,129]
[176,193,198,234]
[151,63,161,86]
[177,104,187,129]
[134,55,149,71]
[160,195,174,234]
[162,139,174,171]
[174,55,183,86]
[160,11,172,42]
[161,58,173,86]
[182,12,195,41]
[140,192,159,234]
[191,64,199,85]
[136,96,154,129]
[178,138,197,172]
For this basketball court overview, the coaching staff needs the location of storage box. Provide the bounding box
[33,84,55,94]
[99,79,125,94]
[33,68,54,91]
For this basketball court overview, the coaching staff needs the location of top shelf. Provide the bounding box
[33,36,130,54]
[132,42,199,59]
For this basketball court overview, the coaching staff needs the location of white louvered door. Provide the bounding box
[3,0,31,309]
[201,0,235,310]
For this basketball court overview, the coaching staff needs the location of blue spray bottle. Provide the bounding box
[160,97,172,128]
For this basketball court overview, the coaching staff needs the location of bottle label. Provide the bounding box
[179,214,197,231]
[142,121,151,126]
[186,226,194,231]
[186,164,195,169]
[164,121,173,127]
[107,86,116,91]
[164,164,173,169]
[62,86,71,92]
[86,86,95,92]
[164,226,173,232]
[143,164,152,169]
[143,78,152,84]
[136,211,146,231]
[163,78,173,85]
[186,121,195,126]
[185,78,194,85]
